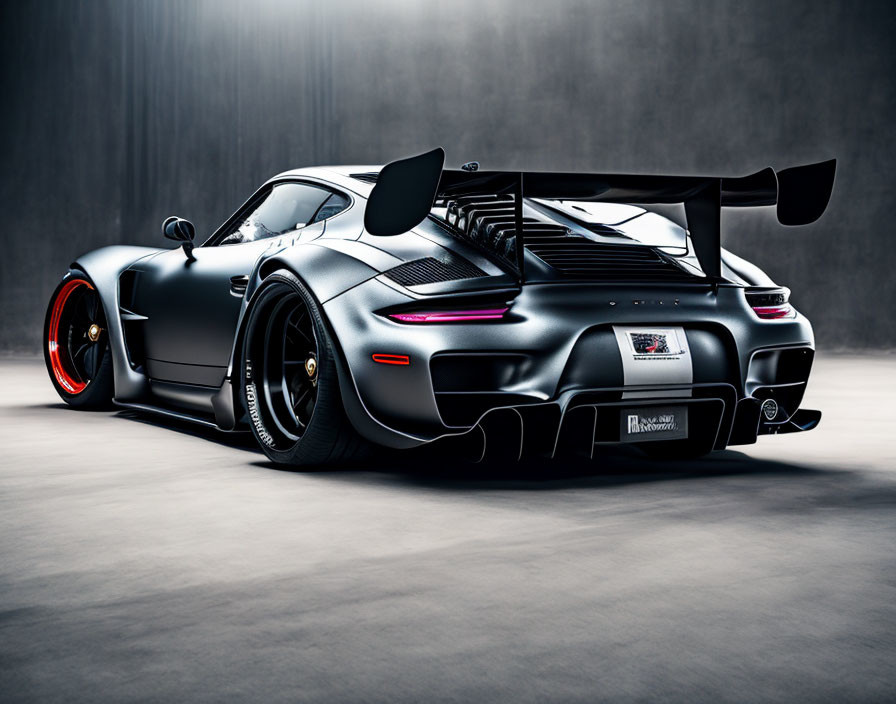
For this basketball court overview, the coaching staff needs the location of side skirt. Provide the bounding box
[112,400,249,433]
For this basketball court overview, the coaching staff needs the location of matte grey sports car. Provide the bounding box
[44,148,836,465]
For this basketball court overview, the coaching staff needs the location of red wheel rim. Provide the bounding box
[48,279,95,394]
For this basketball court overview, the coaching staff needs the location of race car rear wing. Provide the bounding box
[364,148,836,281]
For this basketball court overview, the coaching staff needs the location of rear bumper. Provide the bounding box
[324,278,818,452]
[429,385,820,461]
[522,383,736,459]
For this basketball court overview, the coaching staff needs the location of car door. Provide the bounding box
[134,181,340,387]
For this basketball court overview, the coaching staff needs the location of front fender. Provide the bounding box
[72,245,162,400]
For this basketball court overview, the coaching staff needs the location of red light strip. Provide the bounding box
[752,304,795,319]
[388,307,508,323]
[371,353,410,365]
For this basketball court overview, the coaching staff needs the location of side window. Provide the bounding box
[220,183,330,245]
[311,192,350,224]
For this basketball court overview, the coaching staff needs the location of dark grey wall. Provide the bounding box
[2,0,894,353]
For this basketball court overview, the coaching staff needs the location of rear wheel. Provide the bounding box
[43,271,114,408]
[240,271,368,466]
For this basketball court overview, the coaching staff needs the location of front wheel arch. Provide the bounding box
[43,268,115,408]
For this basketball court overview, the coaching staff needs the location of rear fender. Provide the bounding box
[224,244,420,445]
[229,243,382,379]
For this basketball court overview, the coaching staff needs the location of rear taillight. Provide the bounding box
[745,287,796,320]
[387,307,509,323]
[752,304,795,319]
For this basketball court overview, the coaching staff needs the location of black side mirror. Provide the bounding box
[162,216,196,259]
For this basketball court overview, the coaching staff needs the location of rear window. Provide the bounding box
[535,200,688,252]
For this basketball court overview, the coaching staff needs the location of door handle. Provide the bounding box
[230,275,249,295]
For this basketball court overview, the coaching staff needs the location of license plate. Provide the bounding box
[620,405,688,442]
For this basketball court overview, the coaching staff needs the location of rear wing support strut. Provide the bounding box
[514,172,525,283]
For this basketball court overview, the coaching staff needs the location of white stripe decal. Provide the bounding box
[612,326,693,399]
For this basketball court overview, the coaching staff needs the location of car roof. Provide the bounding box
[268,166,380,197]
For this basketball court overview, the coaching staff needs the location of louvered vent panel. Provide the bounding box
[384,257,486,287]
[526,236,694,281]
[435,195,695,282]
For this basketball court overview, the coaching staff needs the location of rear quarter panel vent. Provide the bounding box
[384,257,486,287]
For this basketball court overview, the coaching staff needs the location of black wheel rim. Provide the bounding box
[247,288,319,449]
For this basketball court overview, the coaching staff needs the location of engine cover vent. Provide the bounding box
[384,257,486,287]
[526,236,694,281]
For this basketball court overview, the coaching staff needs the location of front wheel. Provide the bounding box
[240,271,369,467]
[43,270,114,408]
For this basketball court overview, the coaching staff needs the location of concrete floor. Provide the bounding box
[1,356,894,703]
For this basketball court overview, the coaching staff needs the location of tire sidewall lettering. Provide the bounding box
[244,359,276,448]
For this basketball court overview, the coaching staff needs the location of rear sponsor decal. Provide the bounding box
[613,326,693,398]
[628,331,685,356]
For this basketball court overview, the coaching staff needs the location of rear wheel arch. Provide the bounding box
[236,267,370,465]
[232,262,417,450]
[230,264,331,417]
[256,256,288,283]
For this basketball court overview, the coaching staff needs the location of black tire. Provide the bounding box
[43,269,115,409]
[240,271,369,467]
